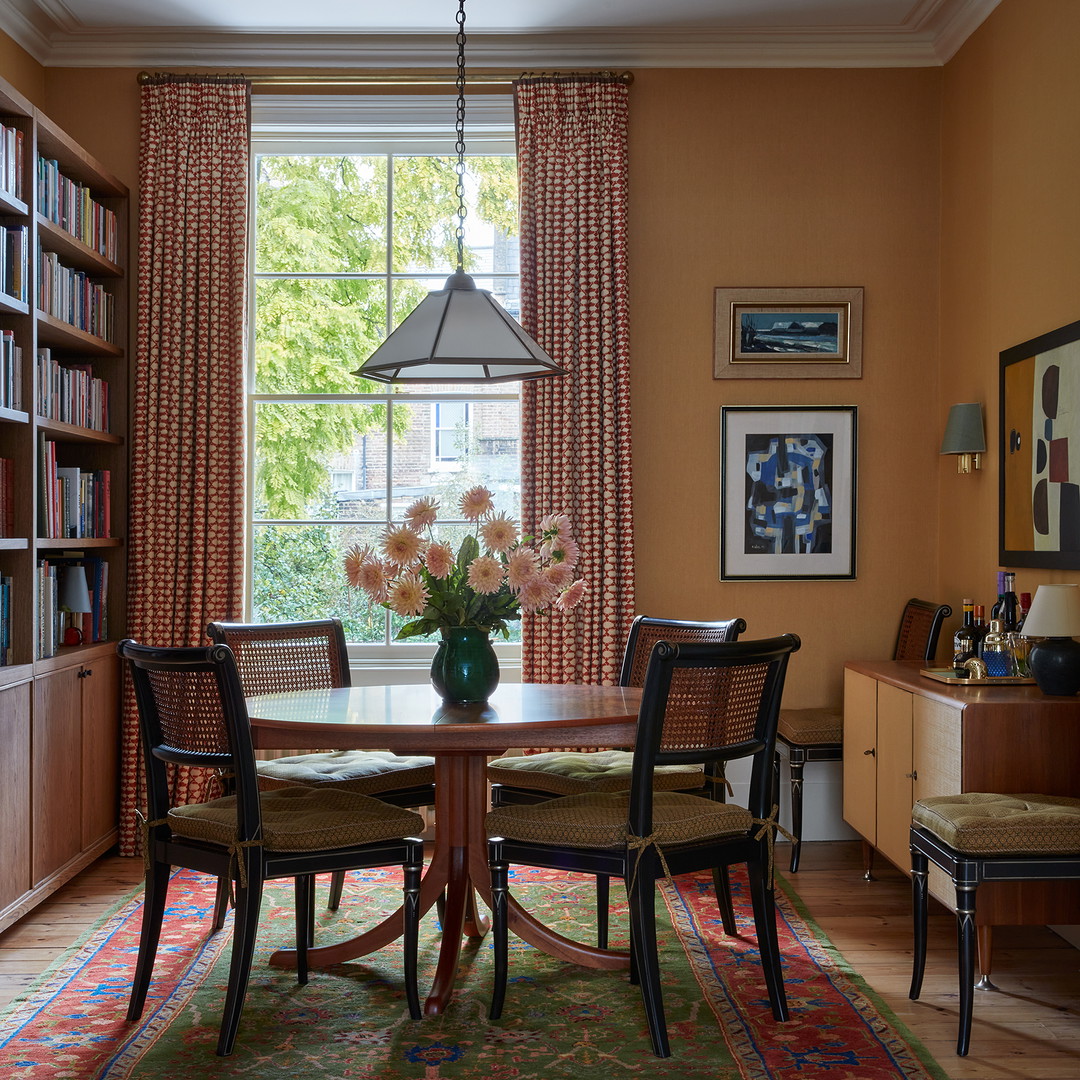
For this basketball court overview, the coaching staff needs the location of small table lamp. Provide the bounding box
[59,564,92,646]
[1021,584,1080,695]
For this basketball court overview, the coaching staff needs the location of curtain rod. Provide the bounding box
[138,70,632,89]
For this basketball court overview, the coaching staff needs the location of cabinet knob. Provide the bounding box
[905,770,918,780]
[78,667,92,678]
[863,748,875,757]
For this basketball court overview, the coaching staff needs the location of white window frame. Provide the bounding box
[248,94,522,678]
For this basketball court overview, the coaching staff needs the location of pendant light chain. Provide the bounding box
[454,0,468,274]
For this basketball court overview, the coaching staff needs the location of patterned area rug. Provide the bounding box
[0,865,947,1079]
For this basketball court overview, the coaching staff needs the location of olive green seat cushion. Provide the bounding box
[777,707,842,746]
[168,785,426,851]
[912,793,1080,856]
[256,750,435,795]
[487,750,705,797]
[487,790,751,850]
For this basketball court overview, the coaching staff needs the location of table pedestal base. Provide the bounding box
[268,752,629,1015]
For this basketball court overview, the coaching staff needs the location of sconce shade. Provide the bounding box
[1023,583,1080,695]
[59,565,91,613]
[353,272,567,384]
[940,402,987,455]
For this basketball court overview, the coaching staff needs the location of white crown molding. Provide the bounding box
[0,0,1003,70]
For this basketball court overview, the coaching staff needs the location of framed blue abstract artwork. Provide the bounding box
[720,406,857,580]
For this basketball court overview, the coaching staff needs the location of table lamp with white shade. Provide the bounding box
[1021,583,1080,695]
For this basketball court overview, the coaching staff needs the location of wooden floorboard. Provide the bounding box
[0,841,1076,1075]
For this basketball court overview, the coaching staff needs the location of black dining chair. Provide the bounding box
[207,619,436,911]
[487,633,801,1058]
[487,615,747,944]
[120,639,426,1056]
[776,597,950,872]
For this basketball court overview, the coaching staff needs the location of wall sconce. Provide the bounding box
[940,402,986,473]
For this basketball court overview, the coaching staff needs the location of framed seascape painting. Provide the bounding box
[714,287,863,379]
[1000,318,1080,569]
[720,406,857,580]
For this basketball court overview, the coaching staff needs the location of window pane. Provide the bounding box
[255,155,387,274]
[252,523,389,642]
[254,278,388,395]
[390,156,519,276]
[389,398,520,520]
[253,401,392,521]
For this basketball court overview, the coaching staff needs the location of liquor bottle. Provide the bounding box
[972,604,988,656]
[982,619,1016,677]
[990,571,1006,623]
[1000,571,1019,631]
[1017,591,1032,630]
[952,598,979,675]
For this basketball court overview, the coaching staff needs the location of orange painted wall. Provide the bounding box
[6,0,1076,711]
[629,68,941,707]
[938,0,1080,616]
[0,31,44,102]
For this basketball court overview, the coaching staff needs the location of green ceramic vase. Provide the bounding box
[432,626,499,704]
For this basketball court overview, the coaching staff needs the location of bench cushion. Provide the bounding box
[912,793,1080,856]
[256,750,435,795]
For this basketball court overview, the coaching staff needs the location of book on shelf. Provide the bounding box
[35,348,109,430]
[0,457,13,538]
[1,223,28,303]
[36,248,115,342]
[38,439,110,539]
[0,574,11,665]
[39,552,107,648]
[1,122,24,202]
[1,329,22,410]
[36,157,119,263]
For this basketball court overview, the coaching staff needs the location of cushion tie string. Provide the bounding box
[626,831,674,894]
[751,804,797,885]
[705,772,735,799]
[134,809,169,874]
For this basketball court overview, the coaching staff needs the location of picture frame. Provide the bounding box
[1000,318,1080,569]
[714,286,863,379]
[720,406,857,580]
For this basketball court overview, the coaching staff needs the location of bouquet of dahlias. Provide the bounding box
[344,486,587,640]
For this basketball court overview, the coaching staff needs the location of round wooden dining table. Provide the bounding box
[246,681,642,1016]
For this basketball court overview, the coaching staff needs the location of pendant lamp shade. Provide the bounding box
[353,272,566,384]
[352,0,566,386]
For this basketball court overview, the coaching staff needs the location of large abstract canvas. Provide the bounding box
[721,406,857,580]
[1000,319,1080,569]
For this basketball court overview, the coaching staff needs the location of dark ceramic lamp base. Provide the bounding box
[1028,636,1080,696]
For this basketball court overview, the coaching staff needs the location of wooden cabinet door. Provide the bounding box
[0,681,32,914]
[842,668,878,842]
[32,667,82,886]
[875,681,914,872]
[81,654,120,850]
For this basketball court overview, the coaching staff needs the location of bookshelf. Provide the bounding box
[0,73,127,932]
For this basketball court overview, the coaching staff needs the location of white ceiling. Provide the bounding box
[0,0,1002,68]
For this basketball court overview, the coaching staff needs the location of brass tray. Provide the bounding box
[920,667,1036,686]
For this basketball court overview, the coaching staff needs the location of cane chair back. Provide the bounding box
[119,639,425,1056]
[487,634,801,1058]
[207,619,435,912]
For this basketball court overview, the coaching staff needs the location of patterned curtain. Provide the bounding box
[118,75,250,855]
[516,75,634,685]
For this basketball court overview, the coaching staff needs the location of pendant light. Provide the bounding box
[352,0,566,385]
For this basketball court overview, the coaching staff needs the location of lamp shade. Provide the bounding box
[940,402,987,455]
[58,565,91,613]
[353,272,567,384]
[1023,584,1080,696]
[1021,583,1080,637]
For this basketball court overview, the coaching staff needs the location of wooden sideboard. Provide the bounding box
[843,660,1080,972]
